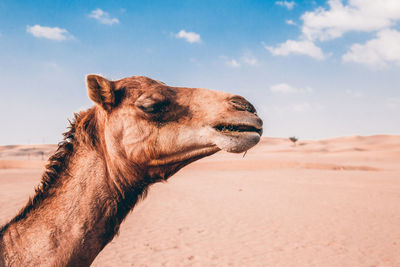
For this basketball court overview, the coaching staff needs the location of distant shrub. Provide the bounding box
[289,136,298,146]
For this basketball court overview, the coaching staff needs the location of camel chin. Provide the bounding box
[214,131,261,153]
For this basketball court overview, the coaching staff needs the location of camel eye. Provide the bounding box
[135,94,170,114]
[139,100,169,113]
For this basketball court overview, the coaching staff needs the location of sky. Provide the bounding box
[0,0,399,145]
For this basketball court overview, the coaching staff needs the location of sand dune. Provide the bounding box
[0,136,399,266]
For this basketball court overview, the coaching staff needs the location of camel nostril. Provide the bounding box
[256,117,263,127]
[229,96,257,114]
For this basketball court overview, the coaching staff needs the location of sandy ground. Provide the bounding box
[0,136,399,266]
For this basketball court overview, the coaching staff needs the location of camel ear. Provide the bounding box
[86,74,115,111]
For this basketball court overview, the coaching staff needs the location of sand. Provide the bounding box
[0,136,399,266]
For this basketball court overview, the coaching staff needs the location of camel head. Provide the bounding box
[86,74,262,179]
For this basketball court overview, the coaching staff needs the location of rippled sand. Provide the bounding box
[1,136,399,266]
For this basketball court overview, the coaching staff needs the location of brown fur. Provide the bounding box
[0,75,262,266]
[0,109,98,236]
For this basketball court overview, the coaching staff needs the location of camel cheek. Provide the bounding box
[123,123,156,161]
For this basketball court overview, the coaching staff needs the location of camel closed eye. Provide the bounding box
[135,95,170,114]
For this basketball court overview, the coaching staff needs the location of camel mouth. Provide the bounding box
[213,123,262,136]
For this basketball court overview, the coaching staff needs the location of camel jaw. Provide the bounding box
[212,119,262,153]
[147,146,220,167]
[146,146,221,179]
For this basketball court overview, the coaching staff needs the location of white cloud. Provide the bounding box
[301,0,400,41]
[342,29,400,68]
[266,0,400,63]
[286,19,296,25]
[264,39,325,60]
[175,30,201,43]
[226,59,240,68]
[26,25,72,41]
[270,83,313,94]
[275,1,295,10]
[89,8,119,25]
[221,53,258,68]
[241,53,258,66]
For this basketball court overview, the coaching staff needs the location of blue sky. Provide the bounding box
[0,0,399,144]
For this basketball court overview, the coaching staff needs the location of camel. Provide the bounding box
[0,74,263,266]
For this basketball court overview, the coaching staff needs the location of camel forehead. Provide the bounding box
[114,76,167,91]
[114,76,230,103]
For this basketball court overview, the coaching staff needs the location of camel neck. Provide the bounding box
[0,143,144,266]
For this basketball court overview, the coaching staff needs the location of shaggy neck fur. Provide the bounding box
[0,108,153,266]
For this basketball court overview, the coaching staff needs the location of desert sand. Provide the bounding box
[0,136,399,266]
